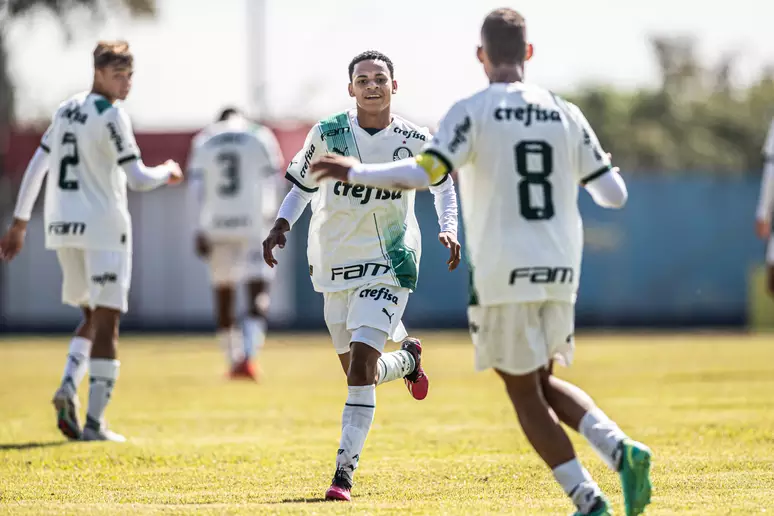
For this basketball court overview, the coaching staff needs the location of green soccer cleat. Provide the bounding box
[618,439,652,515]
[572,495,613,515]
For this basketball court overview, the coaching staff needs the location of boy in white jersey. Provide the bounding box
[262,51,460,502]
[312,12,653,516]
[755,117,774,296]
[0,41,182,442]
[187,107,283,380]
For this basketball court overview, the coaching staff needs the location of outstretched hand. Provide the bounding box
[310,154,360,182]
[439,232,461,271]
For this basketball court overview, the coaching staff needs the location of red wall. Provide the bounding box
[3,123,314,182]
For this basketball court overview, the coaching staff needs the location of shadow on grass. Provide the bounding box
[0,440,70,451]
[280,497,328,504]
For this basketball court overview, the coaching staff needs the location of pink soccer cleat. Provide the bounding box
[401,337,429,400]
[325,469,352,501]
[229,358,259,382]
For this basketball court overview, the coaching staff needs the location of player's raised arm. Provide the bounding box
[0,132,52,261]
[566,102,628,209]
[312,100,474,190]
[756,119,774,239]
[107,107,182,191]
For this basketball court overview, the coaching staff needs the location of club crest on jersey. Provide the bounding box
[393,127,427,141]
[448,116,471,154]
[393,147,413,161]
[494,104,561,126]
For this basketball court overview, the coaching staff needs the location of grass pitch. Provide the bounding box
[0,331,773,515]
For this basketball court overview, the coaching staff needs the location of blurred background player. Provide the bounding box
[0,41,182,441]
[755,116,774,297]
[311,10,653,516]
[187,107,284,380]
[263,50,460,501]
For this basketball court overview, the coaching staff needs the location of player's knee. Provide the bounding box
[249,290,270,318]
[347,341,380,386]
[497,368,543,402]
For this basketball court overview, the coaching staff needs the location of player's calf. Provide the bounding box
[498,368,606,515]
[85,307,123,440]
[326,341,379,501]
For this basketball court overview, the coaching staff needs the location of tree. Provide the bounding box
[0,0,155,183]
[568,35,774,175]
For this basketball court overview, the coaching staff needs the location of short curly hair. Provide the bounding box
[348,50,394,81]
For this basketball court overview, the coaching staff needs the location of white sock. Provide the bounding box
[243,317,267,359]
[376,350,415,386]
[86,359,120,430]
[579,407,627,470]
[553,458,602,514]
[60,337,91,395]
[336,385,376,478]
[218,328,245,365]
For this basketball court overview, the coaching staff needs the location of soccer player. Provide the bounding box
[187,107,284,380]
[262,50,460,502]
[755,117,774,296]
[311,11,652,516]
[0,41,182,442]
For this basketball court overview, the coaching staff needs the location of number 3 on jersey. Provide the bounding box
[217,151,240,196]
[514,141,554,220]
[59,132,80,191]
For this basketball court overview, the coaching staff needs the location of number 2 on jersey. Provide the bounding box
[514,141,554,220]
[58,132,80,191]
[217,152,240,196]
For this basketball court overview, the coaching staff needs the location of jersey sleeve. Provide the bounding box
[39,124,53,153]
[565,102,612,185]
[104,107,142,166]
[422,99,475,176]
[255,126,285,173]
[284,125,323,193]
[764,118,774,161]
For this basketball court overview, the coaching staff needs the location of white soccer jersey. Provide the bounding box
[286,109,444,293]
[189,120,283,240]
[42,91,141,251]
[424,82,612,306]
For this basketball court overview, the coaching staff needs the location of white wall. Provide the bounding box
[1,187,295,330]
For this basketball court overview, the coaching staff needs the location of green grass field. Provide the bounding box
[1,332,773,515]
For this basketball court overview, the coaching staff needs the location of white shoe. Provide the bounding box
[52,387,82,441]
[81,420,126,442]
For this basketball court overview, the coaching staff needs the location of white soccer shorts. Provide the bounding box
[467,301,576,376]
[323,282,410,354]
[767,236,774,264]
[208,240,274,286]
[56,248,132,313]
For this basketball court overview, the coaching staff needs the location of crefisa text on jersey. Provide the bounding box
[393,127,427,141]
[494,104,562,126]
[333,181,402,204]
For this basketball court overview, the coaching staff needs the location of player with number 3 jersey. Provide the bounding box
[187,107,284,380]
